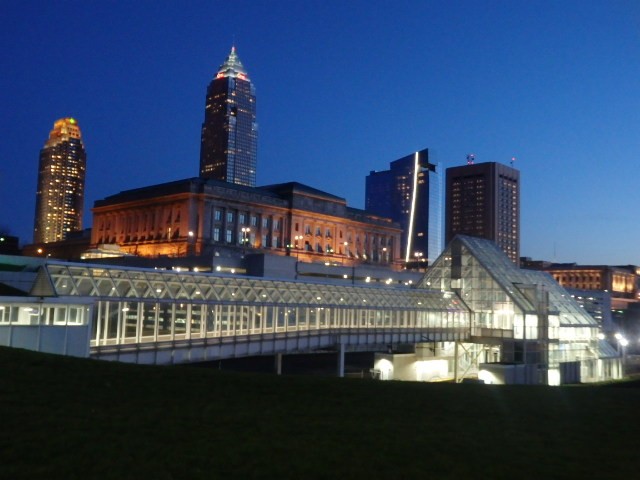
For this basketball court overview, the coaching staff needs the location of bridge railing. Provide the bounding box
[91,326,473,364]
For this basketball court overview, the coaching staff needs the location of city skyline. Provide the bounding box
[1,1,639,265]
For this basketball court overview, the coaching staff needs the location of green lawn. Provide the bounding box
[1,346,637,479]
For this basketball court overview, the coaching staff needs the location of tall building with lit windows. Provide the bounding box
[365,148,442,265]
[33,118,87,244]
[445,161,520,264]
[199,46,257,187]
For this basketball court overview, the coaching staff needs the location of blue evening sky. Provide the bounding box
[1,0,639,265]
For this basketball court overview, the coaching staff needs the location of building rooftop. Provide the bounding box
[422,235,600,327]
[215,46,249,80]
[260,182,346,204]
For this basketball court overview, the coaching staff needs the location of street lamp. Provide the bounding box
[294,235,303,256]
[292,235,303,259]
[614,332,629,365]
[187,230,195,256]
[241,227,251,246]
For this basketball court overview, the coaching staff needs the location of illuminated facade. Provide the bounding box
[200,46,257,187]
[91,178,402,268]
[533,263,640,324]
[445,162,519,264]
[33,118,87,244]
[544,265,638,300]
[521,260,640,338]
[365,148,442,265]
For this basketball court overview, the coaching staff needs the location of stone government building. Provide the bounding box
[91,177,402,268]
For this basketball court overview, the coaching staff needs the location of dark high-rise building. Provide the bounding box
[199,46,257,187]
[445,161,520,264]
[33,118,87,244]
[366,148,442,264]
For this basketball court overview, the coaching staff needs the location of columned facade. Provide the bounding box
[91,178,402,268]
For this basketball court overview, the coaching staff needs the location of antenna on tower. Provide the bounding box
[510,156,516,167]
[466,153,475,165]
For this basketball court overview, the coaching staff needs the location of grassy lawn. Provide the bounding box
[1,346,638,479]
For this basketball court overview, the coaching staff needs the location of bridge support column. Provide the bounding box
[454,341,459,383]
[275,353,283,375]
[337,341,345,378]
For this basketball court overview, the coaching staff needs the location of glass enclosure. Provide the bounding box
[40,263,470,347]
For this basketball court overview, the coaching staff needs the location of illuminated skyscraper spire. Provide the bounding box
[33,118,87,243]
[216,46,249,79]
[200,46,257,186]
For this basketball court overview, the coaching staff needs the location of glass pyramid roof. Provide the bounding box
[420,235,598,327]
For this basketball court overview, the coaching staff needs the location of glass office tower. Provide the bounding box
[199,46,258,187]
[365,148,442,265]
[33,118,87,243]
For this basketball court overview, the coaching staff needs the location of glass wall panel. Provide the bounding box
[306,308,315,330]
[276,307,286,330]
[291,308,300,329]
[525,314,538,340]
[69,306,85,324]
[141,302,156,338]
[105,302,119,341]
[221,305,233,335]
[358,310,366,327]
[206,306,219,336]
[92,303,101,342]
[383,310,391,327]
[265,306,274,331]
[123,301,138,340]
[325,308,334,327]
[252,306,262,332]
[174,303,188,338]
[49,307,64,325]
[190,304,203,338]
[158,302,173,338]
[238,306,249,334]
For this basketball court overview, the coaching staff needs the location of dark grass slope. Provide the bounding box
[1,346,638,480]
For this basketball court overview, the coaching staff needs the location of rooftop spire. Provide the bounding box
[216,46,249,80]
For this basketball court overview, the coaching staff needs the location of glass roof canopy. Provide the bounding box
[420,235,599,327]
[37,262,467,313]
[3,235,599,329]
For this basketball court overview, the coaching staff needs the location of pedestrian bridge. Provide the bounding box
[1,257,475,368]
[91,326,474,366]
[0,236,622,384]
